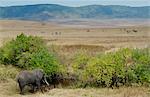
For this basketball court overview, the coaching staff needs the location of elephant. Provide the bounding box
[16,69,49,94]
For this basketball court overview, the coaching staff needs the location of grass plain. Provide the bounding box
[0,19,150,97]
[0,19,149,48]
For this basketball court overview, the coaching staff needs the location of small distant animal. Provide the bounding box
[132,29,138,33]
[41,23,46,26]
[55,32,58,35]
[126,29,138,34]
[126,30,130,33]
[16,69,49,95]
[87,29,90,32]
[59,32,61,35]
[41,32,45,33]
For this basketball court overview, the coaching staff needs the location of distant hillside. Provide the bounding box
[0,4,150,20]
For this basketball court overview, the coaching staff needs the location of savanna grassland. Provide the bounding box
[0,19,149,48]
[0,19,149,64]
[0,19,150,97]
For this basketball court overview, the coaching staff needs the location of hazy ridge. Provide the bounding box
[0,4,150,21]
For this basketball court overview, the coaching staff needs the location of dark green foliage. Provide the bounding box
[131,48,150,84]
[0,33,59,74]
[72,48,150,87]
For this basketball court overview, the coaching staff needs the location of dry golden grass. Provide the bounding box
[0,65,20,82]
[0,80,149,97]
[0,19,149,49]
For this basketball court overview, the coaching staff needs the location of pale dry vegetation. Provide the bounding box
[0,19,150,97]
[0,80,149,97]
[0,65,19,82]
[0,20,149,49]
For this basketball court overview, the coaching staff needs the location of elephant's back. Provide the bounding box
[32,69,44,79]
[17,70,33,81]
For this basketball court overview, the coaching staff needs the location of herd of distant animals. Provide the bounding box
[40,31,61,35]
[40,28,138,36]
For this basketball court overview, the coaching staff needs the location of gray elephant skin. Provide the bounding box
[16,69,49,94]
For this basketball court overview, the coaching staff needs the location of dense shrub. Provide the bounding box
[71,51,91,87]
[72,48,150,87]
[0,33,60,74]
[72,51,90,75]
[131,48,150,84]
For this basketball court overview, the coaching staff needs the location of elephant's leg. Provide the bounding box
[36,81,44,93]
[30,85,35,93]
[19,82,25,95]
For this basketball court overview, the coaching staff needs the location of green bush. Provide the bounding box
[0,33,60,74]
[131,48,150,84]
[72,51,90,74]
[72,48,150,87]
